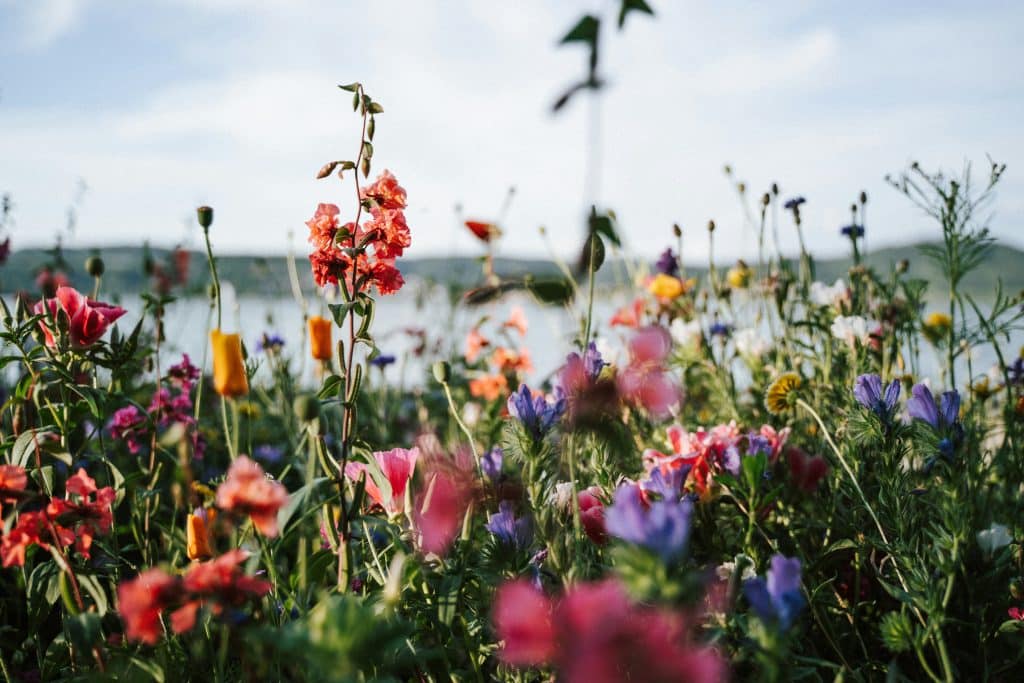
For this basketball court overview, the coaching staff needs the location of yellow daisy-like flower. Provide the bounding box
[726,261,752,289]
[648,273,685,300]
[765,372,802,415]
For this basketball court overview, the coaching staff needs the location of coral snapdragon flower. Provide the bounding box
[215,456,288,537]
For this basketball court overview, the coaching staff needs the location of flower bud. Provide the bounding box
[308,315,333,361]
[196,206,214,229]
[672,223,682,238]
[186,511,214,561]
[85,256,105,277]
[210,330,249,397]
[293,394,321,422]
[432,360,451,384]
[707,220,716,233]
[859,190,868,204]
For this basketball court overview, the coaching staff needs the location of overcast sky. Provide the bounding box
[2,0,1022,266]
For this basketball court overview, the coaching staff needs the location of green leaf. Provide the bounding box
[561,14,600,45]
[618,0,654,29]
[525,277,575,305]
[338,82,360,92]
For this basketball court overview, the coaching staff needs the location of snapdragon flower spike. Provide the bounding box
[507,384,566,440]
[486,501,532,549]
[853,374,900,419]
[605,483,692,562]
[743,554,806,631]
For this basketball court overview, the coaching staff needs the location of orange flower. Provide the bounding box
[492,347,534,374]
[308,315,333,361]
[465,328,490,363]
[215,456,288,537]
[465,220,501,243]
[186,509,215,561]
[503,306,529,337]
[469,374,508,401]
[610,297,645,328]
[210,330,249,397]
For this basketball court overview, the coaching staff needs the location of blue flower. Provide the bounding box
[853,374,900,419]
[783,197,806,211]
[256,333,286,352]
[605,483,692,561]
[486,501,532,549]
[508,384,566,440]
[370,354,396,368]
[743,554,806,631]
[709,322,732,338]
[840,224,865,238]
[254,444,284,464]
[906,383,959,429]
[655,247,679,277]
[481,447,504,481]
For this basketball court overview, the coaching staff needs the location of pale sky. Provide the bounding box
[2,0,1022,265]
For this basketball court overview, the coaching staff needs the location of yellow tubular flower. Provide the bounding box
[308,316,333,361]
[210,330,249,397]
[186,511,214,561]
[726,261,752,289]
[765,372,802,415]
[647,273,684,300]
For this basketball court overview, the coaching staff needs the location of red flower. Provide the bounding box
[361,169,407,211]
[0,464,27,510]
[34,286,126,349]
[1009,607,1024,621]
[786,447,828,494]
[1,510,75,567]
[215,456,289,537]
[465,220,500,243]
[117,568,182,645]
[48,468,116,559]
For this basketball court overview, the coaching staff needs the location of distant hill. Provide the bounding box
[2,242,1021,299]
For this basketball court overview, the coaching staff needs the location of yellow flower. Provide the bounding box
[238,401,262,419]
[186,510,215,561]
[924,312,952,330]
[971,377,997,401]
[765,372,802,415]
[308,315,333,361]
[210,330,249,397]
[726,261,752,289]
[647,273,685,300]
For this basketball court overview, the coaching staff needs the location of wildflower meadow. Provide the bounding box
[2,3,1024,682]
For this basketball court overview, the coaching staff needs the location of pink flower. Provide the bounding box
[345,447,419,516]
[493,580,557,665]
[414,468,473,556]
[215,456,289,537]
[1009,607,1024,621]
[617,326,679,418]
[578,487,608,545]
[464,328,490,363]
[117,568,182,645]
[787,447,828,494]
[503,306,529,337]
[34,286,126,349]
[610,297,644,328]
[758,424,791,462]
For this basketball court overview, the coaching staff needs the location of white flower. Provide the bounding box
[670,318,703,349]
[716,560,756,582]
[734,327,770,360]
[462,402,482,428]
[810,279,848,307]
[977,523,1013,556]
[551,482,575,510]
[831,315,878,348]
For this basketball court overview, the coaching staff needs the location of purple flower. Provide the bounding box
[743,554,805,631]
[481,447,504,481]
[906,383,960,429]
[709,322,732,338]
[840,224,864,238]
[655,248,679,277]
[256,333,286,352]
[370,354,396,368]
[605,483,692,561]
[853,374,900,418]
[1010,356,1024,385]
[640,464,691,502]
[486,501,532,549]
[783,197,806,211]
[508,384,566,440]
[254,444,284,464]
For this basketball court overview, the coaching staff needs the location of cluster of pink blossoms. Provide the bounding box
[307,170,410,295]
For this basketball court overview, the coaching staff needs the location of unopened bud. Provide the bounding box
[707,220,716,233]
[672,223,682,238]
[737,182,746,194]
[432,360,451,384]
[761,193,770,207]
[771,182,779,196]
[859,190,868,204]
[85,256,105,277]
[293,394,321,422]
[196,206,214,229]
[896,259,909,274]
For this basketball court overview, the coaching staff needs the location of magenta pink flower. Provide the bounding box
[617,326,679,419]
[345,447,419,516]
[34,286,126,349]
[414,467,473,556]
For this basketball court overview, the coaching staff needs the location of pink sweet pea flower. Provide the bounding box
[34,286,126,349]
[345,447,419,516]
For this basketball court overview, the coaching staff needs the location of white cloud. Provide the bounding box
[3,0,88,49]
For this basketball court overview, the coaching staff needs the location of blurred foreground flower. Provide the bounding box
[216,456,288,537]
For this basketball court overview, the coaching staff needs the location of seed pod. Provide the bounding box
[85,256,105,277]
[432,361,451,384]
[196,206,214,229]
